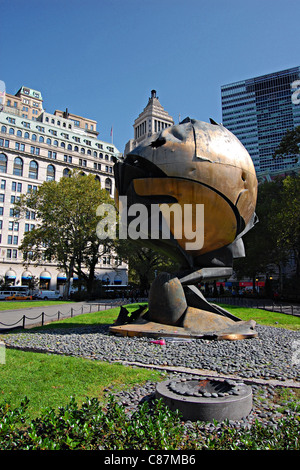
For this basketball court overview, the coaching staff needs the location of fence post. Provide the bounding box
[42,312,44,326]
[58,311,60,321]
[98,304,100,311]
[22,315,26,329]
[71,307,73,318]
[81,306,83,314]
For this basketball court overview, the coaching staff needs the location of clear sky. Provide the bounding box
[0,0,299,153]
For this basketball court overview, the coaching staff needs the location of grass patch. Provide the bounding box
[31,303,145,330]
[0,348,163,419]
[36,302,300,331]
[0,300,74,311]
[218,303,300,330]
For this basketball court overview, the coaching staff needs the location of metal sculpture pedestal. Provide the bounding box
[156,377,253,422]
[110,271,258,341]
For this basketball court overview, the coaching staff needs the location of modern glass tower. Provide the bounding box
[221,67,300,178]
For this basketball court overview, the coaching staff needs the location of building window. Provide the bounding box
[0,153,7,173]
[29,160,38,179]
[48,151,57,159]
[15,142,25,151]
[27,184,37,193]
[30,146,40,155]
[105,178,112,194]
[63,168,71,177]
[0,139,9,148]
[13,157,23,176]
[46,164,55,181]
[1,179,6,189]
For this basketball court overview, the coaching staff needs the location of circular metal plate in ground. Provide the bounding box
[156,378,253,422]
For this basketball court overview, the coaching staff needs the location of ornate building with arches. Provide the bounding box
[0,85,127,291]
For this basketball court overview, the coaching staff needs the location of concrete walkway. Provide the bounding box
[0,300,121,331]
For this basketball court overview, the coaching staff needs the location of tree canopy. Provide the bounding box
[16,171,115,297]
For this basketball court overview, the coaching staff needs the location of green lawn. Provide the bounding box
[0,300,74,311]
[218,303,300,330]
[0,348,163,418]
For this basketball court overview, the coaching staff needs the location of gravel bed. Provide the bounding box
[3,323,300,432]
[3,324,300,382]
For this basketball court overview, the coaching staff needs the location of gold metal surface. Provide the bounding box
[133,177,237,255]
[128,120,258,229]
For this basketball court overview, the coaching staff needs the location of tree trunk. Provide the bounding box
[64,257,74,300]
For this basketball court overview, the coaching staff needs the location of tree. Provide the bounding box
[233,178,289,293]
[114,239,180,293]
[274,126,300,158]
[275,174,300,278]
[16,171,115,298]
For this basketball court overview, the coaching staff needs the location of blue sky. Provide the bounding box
[0,0,299,152]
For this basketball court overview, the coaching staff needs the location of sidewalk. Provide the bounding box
[0,300,118,331]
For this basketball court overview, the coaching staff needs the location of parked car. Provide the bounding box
[0,291,16,300]
[35,290,63,300]
[5,294,33,300]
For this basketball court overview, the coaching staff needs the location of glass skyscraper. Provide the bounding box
[221,67,300,177]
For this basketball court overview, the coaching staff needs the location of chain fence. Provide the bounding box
[0,301,128,332]
[210,296,300,317]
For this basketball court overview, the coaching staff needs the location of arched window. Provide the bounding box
[105,178,112,194]
[67,144,72,150]
[13,157,23,176]
[63,168,71,177]
[74,146,79,152]
[46,164,55,181]
[9,128,14,135]
[93,151,97,157]
[81,147,85,154]
[60,142,65,148]
[39,136,44,143]
[32,134,37,141]
[29,160,38,179]
[53,140,58,146]
[17,130,22,137]
[95,175,100,183]
[24,132,29,139]
[46,138,51,145]
[1,125,7,133]
[0,153,7,173]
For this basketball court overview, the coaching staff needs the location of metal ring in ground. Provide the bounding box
[155,379,253,422]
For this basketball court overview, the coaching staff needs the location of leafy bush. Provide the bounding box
[0,396,299,450]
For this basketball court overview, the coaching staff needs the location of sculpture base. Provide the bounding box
[109,307,257,340]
